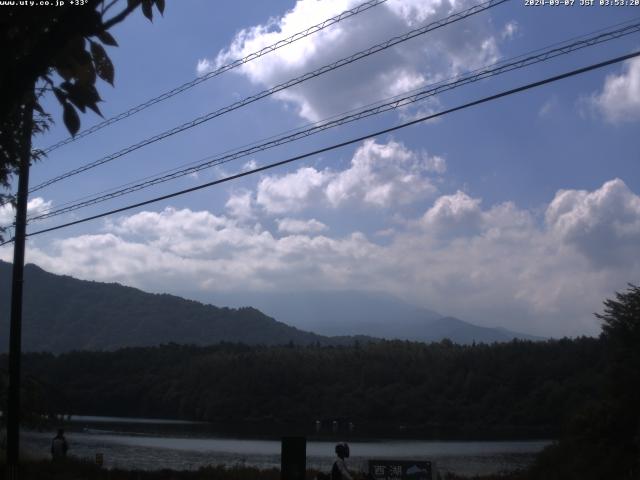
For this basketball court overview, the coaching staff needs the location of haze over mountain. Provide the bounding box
[0,261,540,353]
[203,290,544,343]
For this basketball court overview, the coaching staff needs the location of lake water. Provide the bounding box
[21,417,551,477]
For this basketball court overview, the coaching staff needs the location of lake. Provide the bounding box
[21,416,551,477]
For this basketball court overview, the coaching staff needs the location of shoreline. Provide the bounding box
[44,415,557,443]
[19,430,546,478]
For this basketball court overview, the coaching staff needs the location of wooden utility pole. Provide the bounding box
[6,90,34,480]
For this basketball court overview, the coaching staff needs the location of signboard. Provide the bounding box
[368,460,432,480]
[281,436,306,480]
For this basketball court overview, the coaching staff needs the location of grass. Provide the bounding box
[0,457,527,480]
[0,459,284,480]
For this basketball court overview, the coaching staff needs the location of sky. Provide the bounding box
[2,0,640,337]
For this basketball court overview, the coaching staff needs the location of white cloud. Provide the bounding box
[375,228,395,237]
[425,155,446,174]
[243,159,258,171]
[326,139,440,207]
[546,178,640,267]
[226,190,255,220]
[254,139,441,213]
[501,20,519,40]
[590,56,640,123]
[256,166,331,214]
[17,208,379,294]
[420,192,534,239]
[196,58,212,75]
[277,218,328,234]
[4,180,639,338]
[0,197,52,225]
[421,191,483,235]
[207,0,501,122]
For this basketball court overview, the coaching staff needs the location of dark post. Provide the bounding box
[6,94,34,480]
[281,436,306,480]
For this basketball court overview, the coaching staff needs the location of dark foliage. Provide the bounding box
[0,459,283,480]
[0,337,605,439]
[0,0,164,236]
[525,284,640,480]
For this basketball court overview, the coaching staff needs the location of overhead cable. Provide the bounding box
[40,0,390,154]
[0,50,632,243]
[28,21,640,222]
[29,0,508,194]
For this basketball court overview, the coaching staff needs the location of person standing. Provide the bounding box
[51,428,68,461]
[332,443,353,480]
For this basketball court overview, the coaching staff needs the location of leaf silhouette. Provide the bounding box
[97,31,118,47]
[142,0,153,21]
[90,40,114,85]
[62,102,80,136]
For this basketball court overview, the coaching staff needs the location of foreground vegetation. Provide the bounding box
[1,285,638,479]
[0,458,529,480]
[0,459,283,480]
[2,336,604,438]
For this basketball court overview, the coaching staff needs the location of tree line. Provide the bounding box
[1,284,639,479]
[1,336,606,438]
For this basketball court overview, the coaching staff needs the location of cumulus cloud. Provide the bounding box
[0,197,52,225]
[254,139,441,214]
[420,191,483,235]
[326,139,439,207]
[277,218,328,234]
[226,190,255,219]
[5,179,639,338]
[206,0,501,122]
[546,178,640,267]
[420,192,534,239]
[256,166,331,214]
[590,56,640,123]
[17,207,378,294]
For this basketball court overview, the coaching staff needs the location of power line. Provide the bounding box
[31,20,640,220]
[28,21,640,223]
[3,50,634,244]
[35,16,640,217]
[40,0,390,155]
[28,0,508,194]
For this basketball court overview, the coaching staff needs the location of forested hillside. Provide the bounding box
[0,262,537,350]
[0,262,367,352]
[2,337,605,438]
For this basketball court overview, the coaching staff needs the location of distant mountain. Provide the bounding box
[0,262,368,353]
[0,262,540,353]
[425,317,542,343]
[203,290,543,344]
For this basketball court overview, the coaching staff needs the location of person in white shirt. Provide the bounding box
[332,443,353,480]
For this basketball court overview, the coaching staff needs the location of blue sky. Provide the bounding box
[2,0,640,337]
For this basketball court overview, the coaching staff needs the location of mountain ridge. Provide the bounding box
[0,261,541,352]
[203,289,543,343]
[0,261,367,352]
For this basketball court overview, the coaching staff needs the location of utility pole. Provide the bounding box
[6,89,34,480]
